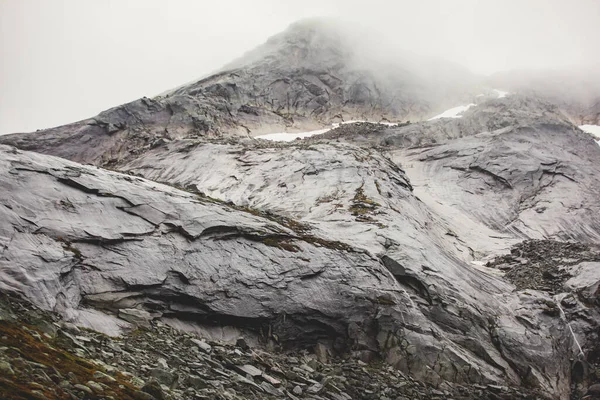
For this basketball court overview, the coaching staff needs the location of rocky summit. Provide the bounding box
[1,18,600,400]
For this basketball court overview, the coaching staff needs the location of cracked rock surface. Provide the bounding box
[0,142,585,399]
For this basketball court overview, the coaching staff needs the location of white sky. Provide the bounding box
[1,0,599,134]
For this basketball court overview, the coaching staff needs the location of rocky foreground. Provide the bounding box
[2,237,600,399]
[0,293,545,400]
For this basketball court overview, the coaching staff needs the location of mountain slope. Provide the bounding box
[1,19,600,400]
[0,144,576,398]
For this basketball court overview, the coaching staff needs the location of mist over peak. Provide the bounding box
[2,0,599,134]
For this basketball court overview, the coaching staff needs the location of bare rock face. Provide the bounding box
[0,142,583,398]
[310,95,600,256]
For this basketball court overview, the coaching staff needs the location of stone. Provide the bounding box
[190,338,212,353]
[149,368,177,387]
[118,309,154,328]
[300,364,315,373]
[588,384,600,395]
[234,364,262,378]
[93,370,116,382]
[561,295,578,308]
[30,390,47,399]
[156,357,168,369]
[307,382,324,394]
[233,373,264,392]
[73,384,93,394]
[134,392,157,400]
[141,380,166,400]
[314,342,329,363]
[186,375,207,389]
[261,373,281,387]
[486,384,507,393]
[86,380,104,393]
[0,360,14,375]
[235,338,249,351]
[260,381,282,396]
[306,357,319,370]
[293,385,303,395]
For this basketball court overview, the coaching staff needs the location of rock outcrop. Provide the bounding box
[485,240,600,399]
[309,95,600,255]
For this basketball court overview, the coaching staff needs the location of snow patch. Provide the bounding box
[470,260,505,277]
[579,125,600,146]
[255,120,402,142]
[494,89,509,98]
[580,125,600,138]
[427,89,509,122]
[255,128,330,142]
[428,104,476,120]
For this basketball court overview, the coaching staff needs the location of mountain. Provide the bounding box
[1,19,600,400]
[0,19,481,166]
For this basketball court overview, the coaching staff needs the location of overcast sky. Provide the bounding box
[1,0,599,134]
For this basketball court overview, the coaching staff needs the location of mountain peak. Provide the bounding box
[223,18,357,71]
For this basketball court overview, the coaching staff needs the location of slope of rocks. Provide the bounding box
[485,240,600,400]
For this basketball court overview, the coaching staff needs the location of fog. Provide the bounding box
[1,0,599,134]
